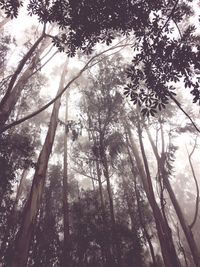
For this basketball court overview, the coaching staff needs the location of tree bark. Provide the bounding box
[62,86,71,267]
[145,125,200,267]
[95,154,114,267]
[13,168,29,212]
[10,60,67,267]
[125,141,158,267]
[137,121,181,267]
[125,121,181,267]
[0,17,10,29]
[0,33,49,129]
[99,137,122,267]
[0,168,29,261]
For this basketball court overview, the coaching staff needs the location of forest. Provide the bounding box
[0,0,200,267]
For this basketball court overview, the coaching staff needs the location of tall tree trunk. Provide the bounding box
[0,168,29,261]
[10,60,68,267]
[13,168,29,212]
[125,121,181,267]
[62,88,71,267]
[135,186,158,267]
[100,139,122,267]
[95,154,114,266]
[121,175,147,267]
[145,124,200,267]
[137,120,181,267]
[122,141,158,267]
[0,32,49,129]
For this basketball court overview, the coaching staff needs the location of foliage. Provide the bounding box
[70,188,145,267]
[0,128,35,200]
[124,10,200,116]
[0,2,200,266]
[28,165,63,266]
[26,0,164,55]
[2,0,200,116]
[0,0,22,18]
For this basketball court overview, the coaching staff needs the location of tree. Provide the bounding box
[144,118,200,266]
[3,1,200,118]
[124,119,181,267]
[29,165,63,267]
[78,58,125,266]
[0,127,37,265]
[62,89,71,267]
[0,27,51,129]
[124,143,159,267]
[1,2,200,266]
[9,60,68,267]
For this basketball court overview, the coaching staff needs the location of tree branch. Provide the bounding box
[1,41,132,133]
[168,92,200,133]
[186,138,200,229]
[0,24,46,105]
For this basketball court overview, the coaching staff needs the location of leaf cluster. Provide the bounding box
[26,0,166,56]
[124,24,200,116]
[0,0,22,18]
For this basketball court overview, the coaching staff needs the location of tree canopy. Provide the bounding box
[0,1,200,267]
[1,0,200,122]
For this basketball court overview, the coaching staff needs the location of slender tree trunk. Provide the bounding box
[13,168,29,212]
[62,87,71,267]
[123,142,159,267]
[0,17,10,29]
[100,139,122,267]
[10,61,67,267]
[95,155,114,266]
[0,168,29,261]
[125,121,181,267]
[96,157,106,218]
[121,175,147,266]
[1,32,45,103]
[134,180,158,267]
[145,125,200,267]
[137,121,181,267]
[0,33,49,129]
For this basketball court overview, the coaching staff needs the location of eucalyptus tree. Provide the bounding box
[142,115,200,266]
[75,56,152,266]
[123,117,182,267]
[78,58,126,266]
[2,0,200,125]
[0,26,52,129]
[116,151,158,267]
[71,126,114,266]
[114,170,147,267]
[10,60,68,267]
[1,1,200,267]
[62,90,71,267]
[0,126,37,265]
[28,165,63,267]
